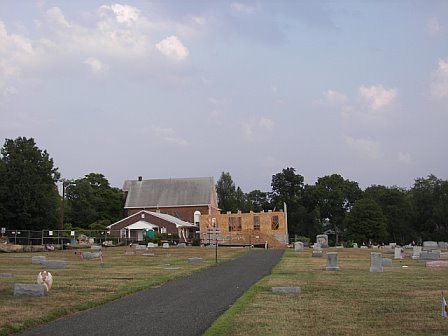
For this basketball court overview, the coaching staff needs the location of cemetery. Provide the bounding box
[1,243,448,335]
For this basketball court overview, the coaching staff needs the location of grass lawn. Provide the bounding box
[205,248,448,336]
[0,245,247,336]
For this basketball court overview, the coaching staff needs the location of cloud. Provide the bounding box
[84,57,107,74]
[46,7,70,28]
[100,4,141,26]
[359,85,398,110]
[258,117,274,130]
[431,59,448,99]
[151,126,189,147]
[231,2,256,15]
[427,17,442,36]
[397,152,412,165]
[241,117,275,140]
[156,35,189,61]
[344,136,382,160]
[321,89,349,106]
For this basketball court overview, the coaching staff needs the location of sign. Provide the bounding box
[1,227,5,234]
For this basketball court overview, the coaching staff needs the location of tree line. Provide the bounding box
[1,137,447,245]
[216,168,448,245]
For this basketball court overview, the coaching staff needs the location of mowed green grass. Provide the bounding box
[0,245,247,336]
[205,248,448,336]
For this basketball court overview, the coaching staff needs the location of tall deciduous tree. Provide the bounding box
[270,167,305,234]
[315,174,362,244]
[345,198,387,244]
[364,185,414,244]
[216,172,238,213]
[0,137,60,230]
[410,175,448,241]
[65,173,124,229]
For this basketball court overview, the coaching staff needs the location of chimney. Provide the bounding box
[138,176,142,181]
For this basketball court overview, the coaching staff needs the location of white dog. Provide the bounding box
[37,271,53,292]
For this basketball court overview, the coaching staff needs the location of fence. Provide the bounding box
[0,229,127,246]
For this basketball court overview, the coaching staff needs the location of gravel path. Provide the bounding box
[19,249,284,336]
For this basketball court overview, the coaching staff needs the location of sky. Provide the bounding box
[1,1,447,192]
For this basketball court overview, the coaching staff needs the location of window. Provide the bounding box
[271,215,279,230]
[253,216,260,231]
[228,217,242,232]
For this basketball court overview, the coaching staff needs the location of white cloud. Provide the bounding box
[101,4,141,26]
[359,85,398,110]
[84,57,107,74]
[156,35,189,61]
[397,152,412,165]
[321,89,349,106]
[258,118,274,130]
[46,7,70,28]
[431,59,448,99]
[427,17,441,36]
[151,126,189,147]
[231,2,256,15]
[344,136,382,160]
[241,117,275,140]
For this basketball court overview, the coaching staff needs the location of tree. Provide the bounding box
[246,189,270,212]
[364,185,414,244]
[65,173,124,229]
[314,174,362,244]
[345,199,387,244]
[270,167,305,235]
[0,137,60,230]
[409,175,448,241]
[216,172,238,213]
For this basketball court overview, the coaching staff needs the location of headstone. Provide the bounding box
[426,260,448,268]
[352,243,358,248]
[37,271,53,291]
[389,243,397,248]
[316,234,329,248]
[382,258,393,267]
[147,243,157,248]
[41,260,67,269]
[312,243,323,257]
[394,247,403,259]
[91,245,102,250]
[14,284,47,297]
[412,246,422,260]
[419,251,440,261]
[124,251,136,256]
[177,243,187,248]
[370,252,383,272]
[188,257,203,263]
[0,273,14,277]
[326,252,339,271]
[32,256,46,264]
[272,287,301,294]
[81,252,101,259]
[294,241,304,252]
[438,242,448,249]
[423,241,438,251]
[162,243,170,249]
[135,245,147,250]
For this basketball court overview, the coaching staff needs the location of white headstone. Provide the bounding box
[370,252,383,272]
[412,246,422,259]
[394,247,403,259]
[162,243,170,249]
[316,235,329,248]
[294,242,304,252]
[326,252,339,271]
[37,271,53,291]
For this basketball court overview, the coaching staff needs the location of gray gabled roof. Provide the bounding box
[107,210,196,229]
[123,177,215,208]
